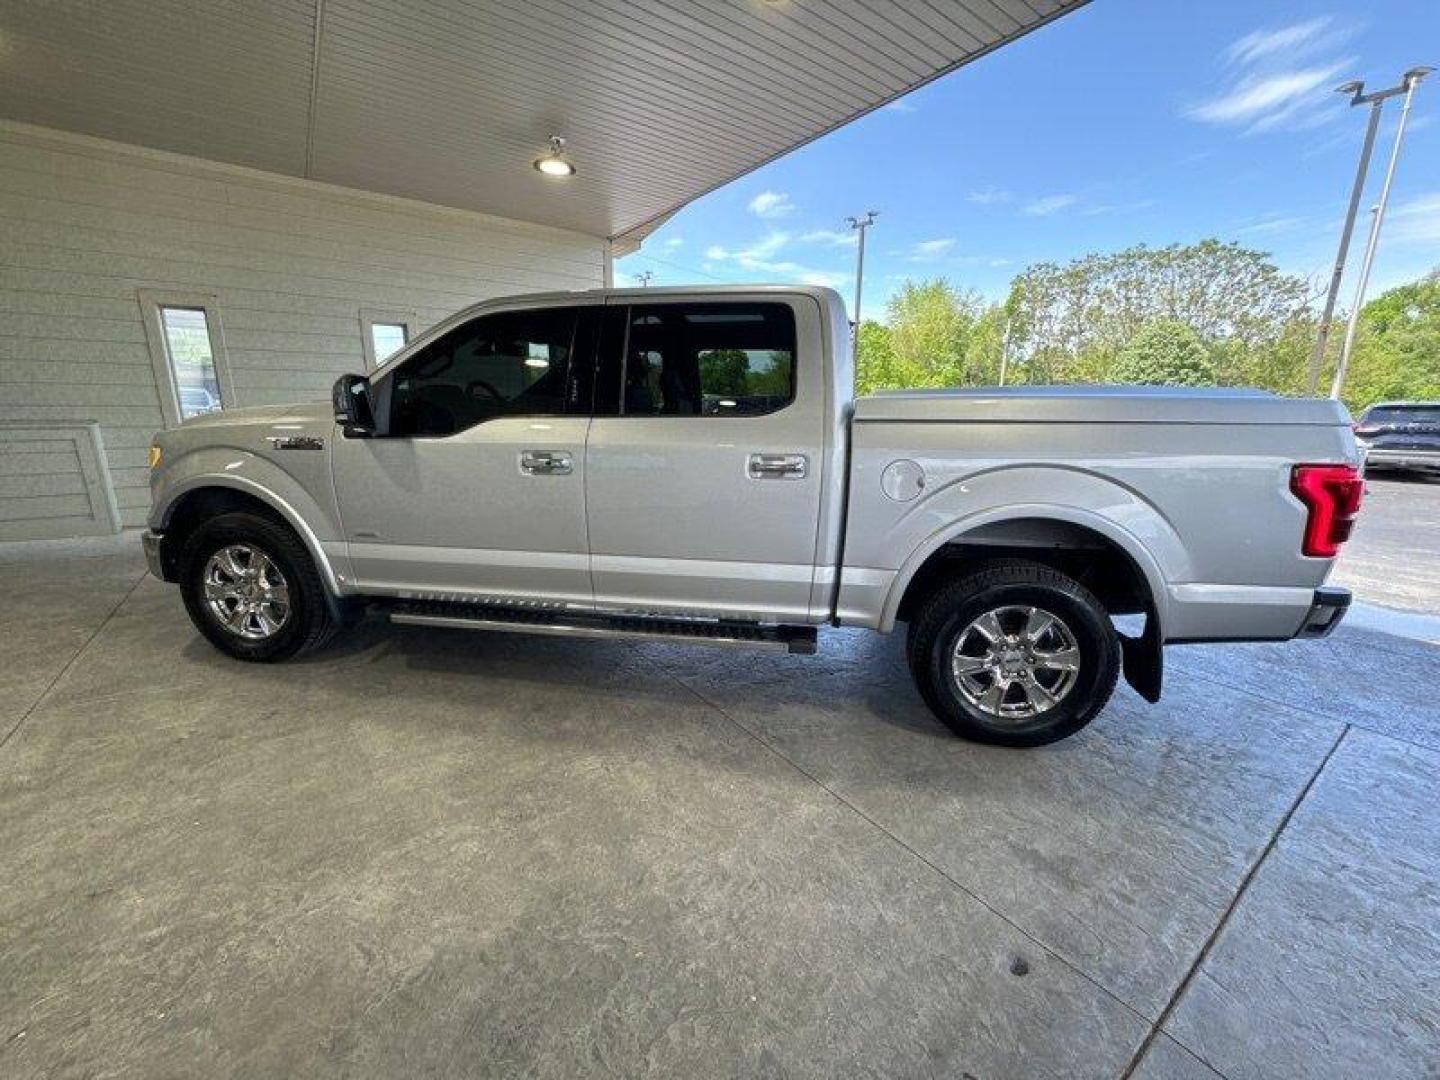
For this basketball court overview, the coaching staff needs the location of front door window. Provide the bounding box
[386,307,579,437]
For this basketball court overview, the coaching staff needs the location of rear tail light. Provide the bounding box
[1290,464,1364,557]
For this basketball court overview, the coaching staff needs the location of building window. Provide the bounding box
[360,309,418,370]
[370,322,408,363]
[160,307,223,420]
[139,291,234,428]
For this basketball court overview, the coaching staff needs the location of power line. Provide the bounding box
[620,251,727,283]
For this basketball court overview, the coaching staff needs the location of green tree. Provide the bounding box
[1341,271,1440,411]
[1008,240,1310,384]
[698,349,749,396]
[748,350,794,398]
[962,305,1009,386]
[854,319,899,395]
[855,247,1437,408]
[1111,321,1219,387]
[885,279,988,388]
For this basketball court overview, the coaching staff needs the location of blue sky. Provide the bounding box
[616,1,1439,322]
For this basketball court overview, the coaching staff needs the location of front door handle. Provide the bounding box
[520,450,573,476]
[747,453,808,480]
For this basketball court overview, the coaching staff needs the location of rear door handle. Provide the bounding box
[520,450,573,475]
[747,453,807,480]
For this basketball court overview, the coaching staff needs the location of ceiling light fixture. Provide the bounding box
[534,136,575,178]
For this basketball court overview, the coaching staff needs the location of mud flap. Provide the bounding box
[1121,608,1163,703]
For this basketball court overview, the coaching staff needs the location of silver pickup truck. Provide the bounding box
[144,286,1364,746]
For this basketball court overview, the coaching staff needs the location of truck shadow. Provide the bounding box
[369,618,954,741]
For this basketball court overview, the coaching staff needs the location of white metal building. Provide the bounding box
[0,0,1082,538]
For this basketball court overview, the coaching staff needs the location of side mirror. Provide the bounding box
[332,373,375,436]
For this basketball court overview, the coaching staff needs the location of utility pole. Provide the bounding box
[635,270,654,287]
[845,211,878,363]
[1330,66,1431,401]
[1308,67,1431,396]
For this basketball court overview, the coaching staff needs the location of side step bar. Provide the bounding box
[388,599,819,655]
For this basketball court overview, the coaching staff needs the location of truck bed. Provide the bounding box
[838,385,1359,641]
[853,386,1352,427]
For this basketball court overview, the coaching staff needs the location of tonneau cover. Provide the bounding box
[852,386,1351,426]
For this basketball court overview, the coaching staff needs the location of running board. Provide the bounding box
[388,599,818,654]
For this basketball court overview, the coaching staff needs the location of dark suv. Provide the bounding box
[1355,402,1440,476]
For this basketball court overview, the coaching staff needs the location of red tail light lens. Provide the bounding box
[1291,464,1364,557]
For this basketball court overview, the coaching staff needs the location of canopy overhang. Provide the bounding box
[0,0,1086,244]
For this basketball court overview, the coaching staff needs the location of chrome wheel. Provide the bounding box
[950,604,1081,723]
[202,543,290,640]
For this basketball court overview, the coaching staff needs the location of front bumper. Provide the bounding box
[141,529,168,580]
[1297,586,1350,638]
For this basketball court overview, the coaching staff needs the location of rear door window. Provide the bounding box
[604,302,797,418]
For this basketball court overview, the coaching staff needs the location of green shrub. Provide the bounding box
[1111,321,1218,387]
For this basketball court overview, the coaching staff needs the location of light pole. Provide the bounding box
[845,211,878,363]
[1329,66,1430,401]
[1307,67,1431,396]
[997,316,1013,387]
[1306,81,1384,393]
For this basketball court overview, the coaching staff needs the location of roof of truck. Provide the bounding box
[367,284,851,379]
[532,284,846,306]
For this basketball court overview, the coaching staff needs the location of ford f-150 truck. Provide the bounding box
[143,286,1364,746]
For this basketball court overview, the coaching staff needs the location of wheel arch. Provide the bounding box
[154,477,344,605]
[885,507,1169,704]
[883,505,1169,634]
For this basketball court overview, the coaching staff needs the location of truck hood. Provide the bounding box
[176,402,332,429]
[853,386,1352,427]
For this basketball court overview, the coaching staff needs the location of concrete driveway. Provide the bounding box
[1333,474,1440,613]
[1,543,1437,1079]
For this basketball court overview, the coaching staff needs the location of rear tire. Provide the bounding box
[906,559,1120,747]
[179,511,338,662]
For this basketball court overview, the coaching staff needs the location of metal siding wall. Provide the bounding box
[0,126,607,534]
[0,422,121,540]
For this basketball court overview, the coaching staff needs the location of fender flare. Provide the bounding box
[878,501,1172,635]
[154,471,347,599]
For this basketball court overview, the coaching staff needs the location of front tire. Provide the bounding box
[179,511,337,661]
[906,560,1120,747]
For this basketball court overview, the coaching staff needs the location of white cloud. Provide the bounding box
[705,231,847,288]
[1387,193,1440,246]
[1023,194,1079,217]
[1303,112,1434,160]
[796,270,849,288]
[706,231,790,262]
[1190,18,1359,135]
[800,228,858,247]
[662,236,683,250]
[1083,198,1156,217]
[908,238,956,261]
[1226,17,1336,66]
[1187,62,1351,131]
[1235,214,1308,236]
[748,190,795,218]
[883,98,917,114]
[966,188,1013,205]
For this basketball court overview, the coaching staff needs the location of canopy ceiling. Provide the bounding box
[0,0,1085,242]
